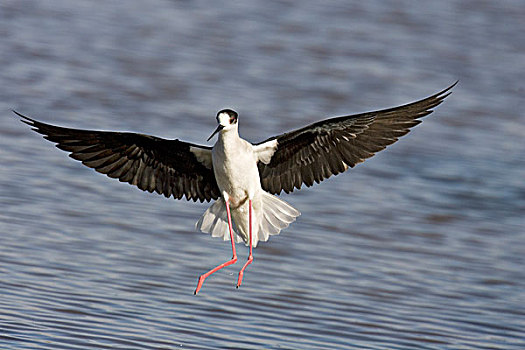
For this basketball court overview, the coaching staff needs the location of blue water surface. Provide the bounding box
[1,1,523,349]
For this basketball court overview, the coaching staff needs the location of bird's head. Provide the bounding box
[207,109,238,141]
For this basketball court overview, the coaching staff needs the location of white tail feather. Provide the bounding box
[195,198,243,243]
[195,192,300,247]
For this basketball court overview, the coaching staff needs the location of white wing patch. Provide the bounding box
[253,139,278,164]
[189,146,213,169]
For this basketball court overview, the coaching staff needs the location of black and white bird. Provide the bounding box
[15,82,455,294]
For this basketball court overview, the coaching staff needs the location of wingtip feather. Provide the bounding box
[13,110,33,124]
[436,80,458,98]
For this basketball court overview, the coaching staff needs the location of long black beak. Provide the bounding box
[207,125,224,142]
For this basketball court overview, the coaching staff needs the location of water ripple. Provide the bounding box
[1,0,524,349]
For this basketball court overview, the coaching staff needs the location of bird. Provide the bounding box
[15,82,456,294]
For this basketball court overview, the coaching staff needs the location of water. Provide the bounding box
[1,1,524,349]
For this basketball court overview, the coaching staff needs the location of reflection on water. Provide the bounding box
[1,1,524,349]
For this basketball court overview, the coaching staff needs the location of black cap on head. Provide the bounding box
[216,109,238,125]
[208,109,238,141]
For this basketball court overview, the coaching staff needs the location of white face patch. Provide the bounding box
[218,112,230,127]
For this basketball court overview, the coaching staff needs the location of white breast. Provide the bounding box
[212,133,261,207]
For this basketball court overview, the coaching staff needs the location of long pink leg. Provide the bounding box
[237,199,253,288]
[194,198,237,295]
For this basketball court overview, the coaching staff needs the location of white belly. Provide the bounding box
[212,140,262,209]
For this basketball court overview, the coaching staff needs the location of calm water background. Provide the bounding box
[1,1,524,349]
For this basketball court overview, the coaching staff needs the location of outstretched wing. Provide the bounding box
[16,111,220,202]
[256,82,456,195]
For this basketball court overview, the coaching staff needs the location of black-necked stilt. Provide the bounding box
[15,82,456,294]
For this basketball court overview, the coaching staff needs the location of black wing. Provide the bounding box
[16,111,220,202]
[257,82,456,194]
